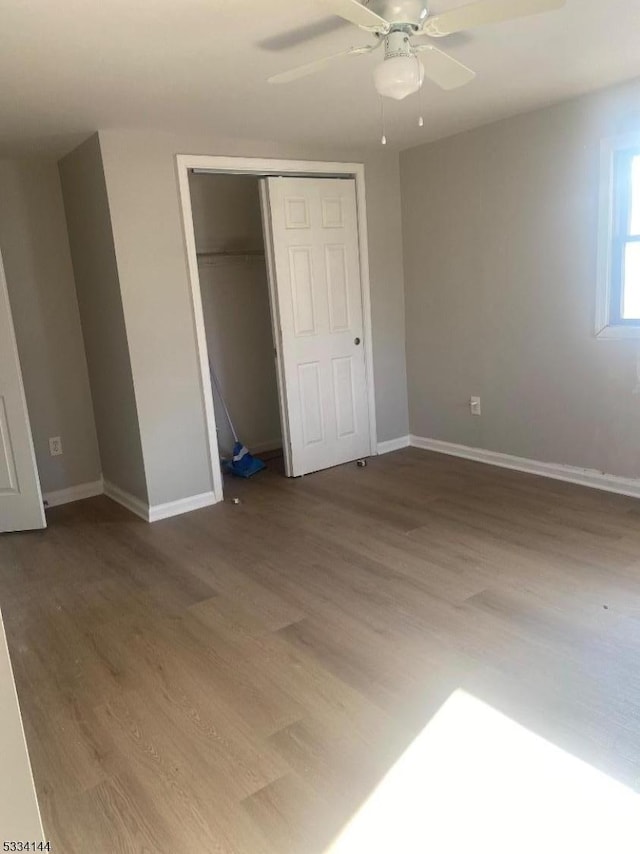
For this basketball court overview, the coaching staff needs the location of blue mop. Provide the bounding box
[209,360,266,478]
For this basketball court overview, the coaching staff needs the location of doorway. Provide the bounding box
[177,156,377,502]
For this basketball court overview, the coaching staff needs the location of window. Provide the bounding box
[611,150,640,322]
[596,134,640,338]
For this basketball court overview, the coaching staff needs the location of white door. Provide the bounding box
[0,610,44,840]
[0,249,45,532]
[261,177,371,476]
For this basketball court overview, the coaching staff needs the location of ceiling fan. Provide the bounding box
[268,0,566,100]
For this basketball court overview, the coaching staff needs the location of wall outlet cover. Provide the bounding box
[49,436,63,456]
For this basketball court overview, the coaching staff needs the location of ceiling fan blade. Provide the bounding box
[319,0,390,32]
[257,17,349,51]
[422,0,565,37]
[414,45,476,90]
[268,44,375,84]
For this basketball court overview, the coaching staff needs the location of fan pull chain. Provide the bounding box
[416,54,424,128]
[380,98,387,145]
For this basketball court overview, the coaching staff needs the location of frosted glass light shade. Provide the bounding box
[374,55,424,100]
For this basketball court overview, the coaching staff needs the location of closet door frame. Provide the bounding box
[176,154,377,500]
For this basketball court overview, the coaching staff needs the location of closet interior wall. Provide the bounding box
[189,172,282,457]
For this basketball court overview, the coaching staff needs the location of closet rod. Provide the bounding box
[196,249,264,258]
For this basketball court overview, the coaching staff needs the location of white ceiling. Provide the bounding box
[0,0,639,158]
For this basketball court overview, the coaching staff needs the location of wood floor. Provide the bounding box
[2,448,640,852]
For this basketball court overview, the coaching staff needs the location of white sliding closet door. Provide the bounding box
[260,177,371,477]
[0,249,45,532]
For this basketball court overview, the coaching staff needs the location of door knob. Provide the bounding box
[354,337,361,345]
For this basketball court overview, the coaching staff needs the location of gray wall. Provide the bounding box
[0,159,100,494]
[190,172,264,253]
[401,77,640,479]
[59,134,148,501]
[98,129,409,506]
[191,173,281,456]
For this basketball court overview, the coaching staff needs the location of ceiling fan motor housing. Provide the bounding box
[366,0,429,30]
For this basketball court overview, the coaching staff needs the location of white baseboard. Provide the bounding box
[409,435,640,500]
[43,476,220,523]
[103,479,150,521]
[43,478,104,508]
[377,435,411,455]
[148,491,218,522]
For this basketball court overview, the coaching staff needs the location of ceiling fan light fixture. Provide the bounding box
[374,55,424,100]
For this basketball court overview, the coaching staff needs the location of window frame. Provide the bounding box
[596,133,640,339]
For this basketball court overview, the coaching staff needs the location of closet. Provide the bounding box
[189,172,282,469]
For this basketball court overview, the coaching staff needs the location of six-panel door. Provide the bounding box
[262,177,371,476]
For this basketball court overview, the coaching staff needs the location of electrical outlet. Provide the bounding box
[49,436,63,456]
[470,396,481,416]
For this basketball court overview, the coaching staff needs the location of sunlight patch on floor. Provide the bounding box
[325,690,639,854]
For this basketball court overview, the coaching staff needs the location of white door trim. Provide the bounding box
[176,154,378,500]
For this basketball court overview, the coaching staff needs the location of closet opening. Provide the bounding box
[189,171,284,487]
[178,155,377,504]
